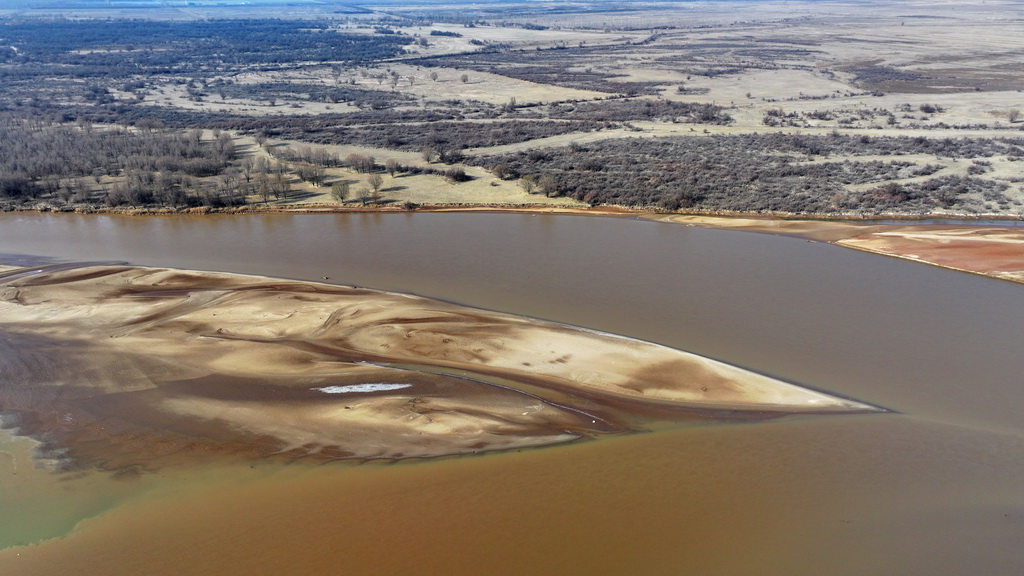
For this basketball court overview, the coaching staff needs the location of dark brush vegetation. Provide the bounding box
[652,41,822,76]
[0,18,413,118]
[257,119,610,153]
[547,99,731,124]
[474,133,1021,214]
[844,63,923,88]
[194,99,728,153]
[0,19,412,78]
[212,81,417,110]
[6,91,729,156]
[844,176,1012,212]
[411,45,666,95]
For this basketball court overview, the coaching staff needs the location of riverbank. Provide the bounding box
[10,200,1024,220]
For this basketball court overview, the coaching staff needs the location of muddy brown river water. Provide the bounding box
[1,212,1022,575]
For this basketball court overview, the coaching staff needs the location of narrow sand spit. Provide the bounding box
[0,264,879,470]
[656,215,1024,283]
[836,227,1024,283]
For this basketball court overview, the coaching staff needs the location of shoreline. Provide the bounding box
[7,200,1024,222]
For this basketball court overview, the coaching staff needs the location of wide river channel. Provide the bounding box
[1,212,1022,575]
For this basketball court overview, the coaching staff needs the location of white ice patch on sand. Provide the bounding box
[314,383,413,394]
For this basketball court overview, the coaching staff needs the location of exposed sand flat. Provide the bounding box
[0,263,877,471]
[655,214,884,242]
[837,227,1024,282]
[655,214,1024,283]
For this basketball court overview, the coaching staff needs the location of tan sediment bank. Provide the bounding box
[835,227,1024,283]
[0,263,877,471]
[651,214,1024,284]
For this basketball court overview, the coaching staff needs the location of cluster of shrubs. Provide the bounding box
[289,120,607,152]
[548,99,731,124]
[473,133,1018,214]
[845,64,923,90]
[838,176,1010,212]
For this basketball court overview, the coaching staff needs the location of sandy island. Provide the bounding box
[0,263,878,471]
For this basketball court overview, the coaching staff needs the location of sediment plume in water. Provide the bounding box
[0,263,880,472]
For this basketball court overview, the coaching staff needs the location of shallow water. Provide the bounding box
[0,212,1022,575]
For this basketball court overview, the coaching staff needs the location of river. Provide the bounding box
[1,212,1022,575]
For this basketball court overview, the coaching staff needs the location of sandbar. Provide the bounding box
[0,263,879,471]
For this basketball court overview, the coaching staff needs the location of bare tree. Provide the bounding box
[519,174,538,194]
[241,158,253,183]
[273,173,290,199]
[385,158,401,177]
[346,153,375,173]
[252,156,270,175]
[331,181,349,203]
[538,174,559,197]
[256,173,272,203]
[367,174,384,203]
[295,163,326,186]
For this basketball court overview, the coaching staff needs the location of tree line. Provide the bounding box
[0,117,237,207]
